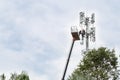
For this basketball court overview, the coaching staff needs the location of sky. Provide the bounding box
[0,0,120,80]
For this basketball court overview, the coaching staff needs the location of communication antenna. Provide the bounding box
[80,12,85,24]
[91,13,95,24]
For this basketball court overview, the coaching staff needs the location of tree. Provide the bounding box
[9,73,17,80]
[9,71,29,80]
[0,74,6,80]
[68,47,119,80]
[0,71,30,80]
[16,71,29,80]
[68,71,93,80]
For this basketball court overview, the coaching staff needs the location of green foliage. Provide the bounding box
[9,73,17,80]
[0,74,6,80]
[16,71,29,80]
[68,47,119,80]
[0,71,30,80]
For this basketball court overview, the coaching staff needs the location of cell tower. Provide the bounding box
[79,12,95,52]
[61,12,96,80]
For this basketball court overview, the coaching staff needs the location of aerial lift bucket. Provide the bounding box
[71,26,80,40]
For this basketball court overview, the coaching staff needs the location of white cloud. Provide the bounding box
[0,0,119,80]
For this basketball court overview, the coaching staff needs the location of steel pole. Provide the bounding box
[86,26,89,52]
[85,18,89,52]
[61,39,75,80]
